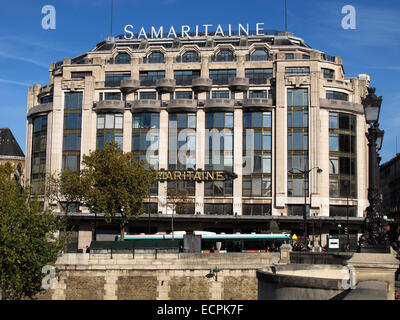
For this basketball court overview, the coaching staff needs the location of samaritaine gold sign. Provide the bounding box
[158,169,237,182]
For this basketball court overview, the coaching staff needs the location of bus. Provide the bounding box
[117,231,291,253]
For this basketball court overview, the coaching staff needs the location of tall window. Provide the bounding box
[174,70,200,86]
[245,69,273,84]
[329,112,357,198]
[205,112,234,198]
[287,88,309,197]
[97,113,123,149]
[132,112,160,196]
[209,69,236,85]
[31,115,47,194]
[147,51,164,63]
[168,113,196,196]
[242,111,272,199]
[139,71,165,86]
[63,92,82,172]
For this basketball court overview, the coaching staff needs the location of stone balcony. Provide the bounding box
[120,79,141,94]
[94,100,126,113]
[228,77,249,92]
[27,102,53,118]
[319,98,364,115]
[242,98,274,110]
[192,78,212,92]
[167,99,197,113]
[130,99,161,113]
[203,98,235,112]
[156,78,176,93]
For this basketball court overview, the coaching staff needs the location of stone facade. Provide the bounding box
[25,31,372,249]
[38,252,281,300]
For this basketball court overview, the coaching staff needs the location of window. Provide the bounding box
[212,91,230,99]
[140,92,157,100]
[148,51,164,63]
[71,71,92,79]
[287,89,309,197]
[175,91,193,99]
[104,92,122,100]
[285,67,310,75]
[182,51,199,63]
[245,69,273,84]
[139,71,165,86]
[302,54,310,60]
[326,90,348,101]
[251,49,270,61]
[322,68,334,79]
[169,113,196,172]
[63,92,82,172]
[209,69,236,85]
[132,113,160,196]
[31,115,47,194]
[105,73,131,87]
[329,206,356,217]
[115,53,131,64]
[329,112,357,198]
[249,90,267,98]
[39,95,53,104]
[285,53,294,60]
[215,49,234,62]
[174,70,200,86]
[243,204,271,216]
[204,204,233,215]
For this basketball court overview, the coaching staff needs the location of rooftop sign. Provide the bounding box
[123,23,269,40]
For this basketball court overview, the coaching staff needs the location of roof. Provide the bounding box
[0,128,24,158]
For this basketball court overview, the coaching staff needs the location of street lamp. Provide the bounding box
[358,87,390,253]
[288,166,323,249]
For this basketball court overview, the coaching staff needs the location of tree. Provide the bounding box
[0,162,65,299]
[45,170,84,249]
[79,141,158,240]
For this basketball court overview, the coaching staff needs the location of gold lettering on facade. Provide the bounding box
[216,171,225,181]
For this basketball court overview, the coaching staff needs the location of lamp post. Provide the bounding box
[289,166,323,248]
[358,87,390,253]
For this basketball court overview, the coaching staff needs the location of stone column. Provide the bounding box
[123,109,132,153]
[158,109,169,214]
[50,76,64,174]
[103,271,118,300]
[233,108,243,215]
[196,109,205,214]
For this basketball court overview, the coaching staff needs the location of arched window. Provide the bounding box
[148,51,164,63]
[115,53,131,64]
[182,51,199,63]
[216,49,234,62]
[251,49,269,61]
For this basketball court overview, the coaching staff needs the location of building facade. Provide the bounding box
[25,30,371,250]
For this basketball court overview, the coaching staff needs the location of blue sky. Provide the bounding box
[0,0,399,163]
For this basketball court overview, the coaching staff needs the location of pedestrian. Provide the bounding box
[210,246,215,253]
[85,245,90,253]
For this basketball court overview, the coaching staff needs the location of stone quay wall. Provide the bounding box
[39,252,284,300]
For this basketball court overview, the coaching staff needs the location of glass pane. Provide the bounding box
[105,114,114,129]
[188,114,196,128]
[97,115,104,129]
[244,113,251,128]
[252,112,262,127]
[225,113,233,128]
[115,115,123,129]
[214,113,224,128]
[263,133,271,151]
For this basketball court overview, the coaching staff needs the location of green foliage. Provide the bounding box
[268,220,280,233]
[0,162,65,299]
[80,141,158,240]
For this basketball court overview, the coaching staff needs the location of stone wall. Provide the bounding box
[40,252,282,300]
